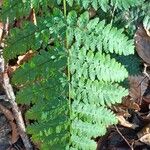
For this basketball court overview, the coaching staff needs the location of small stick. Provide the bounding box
[143,63,150,80]
[30,2,37,26]
[1,70,33,150]
[115,125,134,150]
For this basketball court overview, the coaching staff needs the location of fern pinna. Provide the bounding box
[1,0,137,149]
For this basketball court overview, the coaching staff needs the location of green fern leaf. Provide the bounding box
[64,0,144,11]
[67,11,134,55]
[2,0,138,148]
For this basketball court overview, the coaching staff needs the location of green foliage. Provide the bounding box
[1,0,143,23]
[67,11,134,55]
[1,0,58,22]
[13,49,69,149]
[68,12,130,149]
[4,8,65,61]
[58,0,143,12]
[1,0,30,22]
[143,15,150,29]
[113,0,150,36]
[1,0,139,149]
[4,22,38,60]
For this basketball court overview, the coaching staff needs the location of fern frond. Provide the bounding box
[1,0,57,22]
[13,47,69,149]
[67,11,133,148]
[70,102,118,149]
[72,102,117,125]
[1,0,30,22]
[58,0,143,11]
[26,97,68,121]
[67,11,134,55]
[27,120,69,149]
[70,135,97,150]
[70,46,128,82]
[2,0,137,147]
[15,72,67,105]
[12,50,66,85]
[4,8,65,61]
[110,0,143,10]
[4,22,38,61]
[71,78,128,106]
[143,16,150,29]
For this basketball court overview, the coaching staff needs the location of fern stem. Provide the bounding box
[63,0,67,18]
[63,0,71,146]
[110,3,116,24]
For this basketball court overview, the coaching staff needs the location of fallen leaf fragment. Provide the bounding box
[138,123,150,145]
[0,0,3,7]
[7,65,19,76]
[0,22,4,41]
[7,50,36,76]
[17,50,35,65]
[0,104,19,144]
[10,121,19,144]
[143,95,150,104]
[13,18,22,28]
[28,8,37,25]
[139,134,150,145]
[117,115,139,129]
[0,103,14,121]
[122,96,140,111]
[134,25,150,65]
[129,75,148,104]
[113,96,140,121]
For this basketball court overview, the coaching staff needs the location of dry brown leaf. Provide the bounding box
[143,84,150,104]
[117,115,139,129]
[0,0,3,7]
[7,65,19,76]
[17,50,35,65]
[139,134,150,145]
[138,123,150,137]
[145,27,150,37]
[113,96,140,119]
[0,104,14,121]
[0,22,4,41]
[114,106,130,117]
[88,8,97,18]
[0,104,19,144]
[134,26,150,65]
[143,95,150,104]
[10,121,19,144]
[28,8,37,25]
[138,123,150,145]
[122,96,140,111]
[13,19,22,28]
[129,75,148,104]
[7,50,36,76]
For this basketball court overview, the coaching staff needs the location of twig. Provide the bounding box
[1,70,33,150]
[143,63,150,80]
[115,125,134,150]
